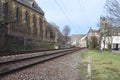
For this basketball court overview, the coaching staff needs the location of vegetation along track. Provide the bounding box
[0,48,82,77]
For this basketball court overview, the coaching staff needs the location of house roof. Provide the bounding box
[88,27,100,34]
[111,27,120,36]
[16,0,44,15]
[80,35,87,41]
[71,34,85,42]
[93,30,100,33]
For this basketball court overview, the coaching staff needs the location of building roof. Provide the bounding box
[93,30,100,33]
[88,27,99,34]
[80,35,87,41]
[111,27,120,36]
[71,34,85,42]
[16,0,44,15]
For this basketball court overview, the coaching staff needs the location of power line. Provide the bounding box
[58,0,83,27]
[54,0,84,30]
[77,0,85,15]
[78,0,82,11]
[54,0,74,26]
[59,0,73,18]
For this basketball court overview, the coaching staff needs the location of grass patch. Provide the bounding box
[84,50,120,80]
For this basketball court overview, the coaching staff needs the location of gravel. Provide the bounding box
[0,49,87,80]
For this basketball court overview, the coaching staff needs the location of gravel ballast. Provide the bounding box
[0,49,87,80]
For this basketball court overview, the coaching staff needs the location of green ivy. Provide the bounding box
[6,36,24,51]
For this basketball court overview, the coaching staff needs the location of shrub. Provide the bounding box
[91,36,98,49]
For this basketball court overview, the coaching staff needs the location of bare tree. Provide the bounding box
[50,23,60,43]
[99,17,113,51]
[106,17,113,52]
[62,25,71,42]
[105,0,120,26]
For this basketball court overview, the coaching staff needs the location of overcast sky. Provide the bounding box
[35,0,106,35]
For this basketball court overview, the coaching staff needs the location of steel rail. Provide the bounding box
[0,48,81,77]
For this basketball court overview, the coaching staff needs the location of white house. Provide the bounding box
[70,34,84,47]
[79,35,87,47]
[100,17,120,50]
[101,36,120,50]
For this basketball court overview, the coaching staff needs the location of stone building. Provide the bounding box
[86,27,100,48]
[87,27,100,41]
[0,0,45,50]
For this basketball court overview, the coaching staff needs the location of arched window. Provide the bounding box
[25,11,30,33]
[0,1,2,10]
[3,2,9,20]
[25,11,28,24]
[39,18,43,38]
[32,3,35,7]
[32,3,35,8]
[16,7,19,24]
[33,15,37,36]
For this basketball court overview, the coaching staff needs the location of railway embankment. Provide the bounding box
[0,48,87,80]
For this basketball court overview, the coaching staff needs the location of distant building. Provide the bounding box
[87,27,100,40]
[79,35,87,47]
[101,27,120,50]
[70,34,85,47]
[100,17,120,50]
[86,27,100,48]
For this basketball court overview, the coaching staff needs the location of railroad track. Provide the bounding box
[0,48,82,77]
[0,48,67,57]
